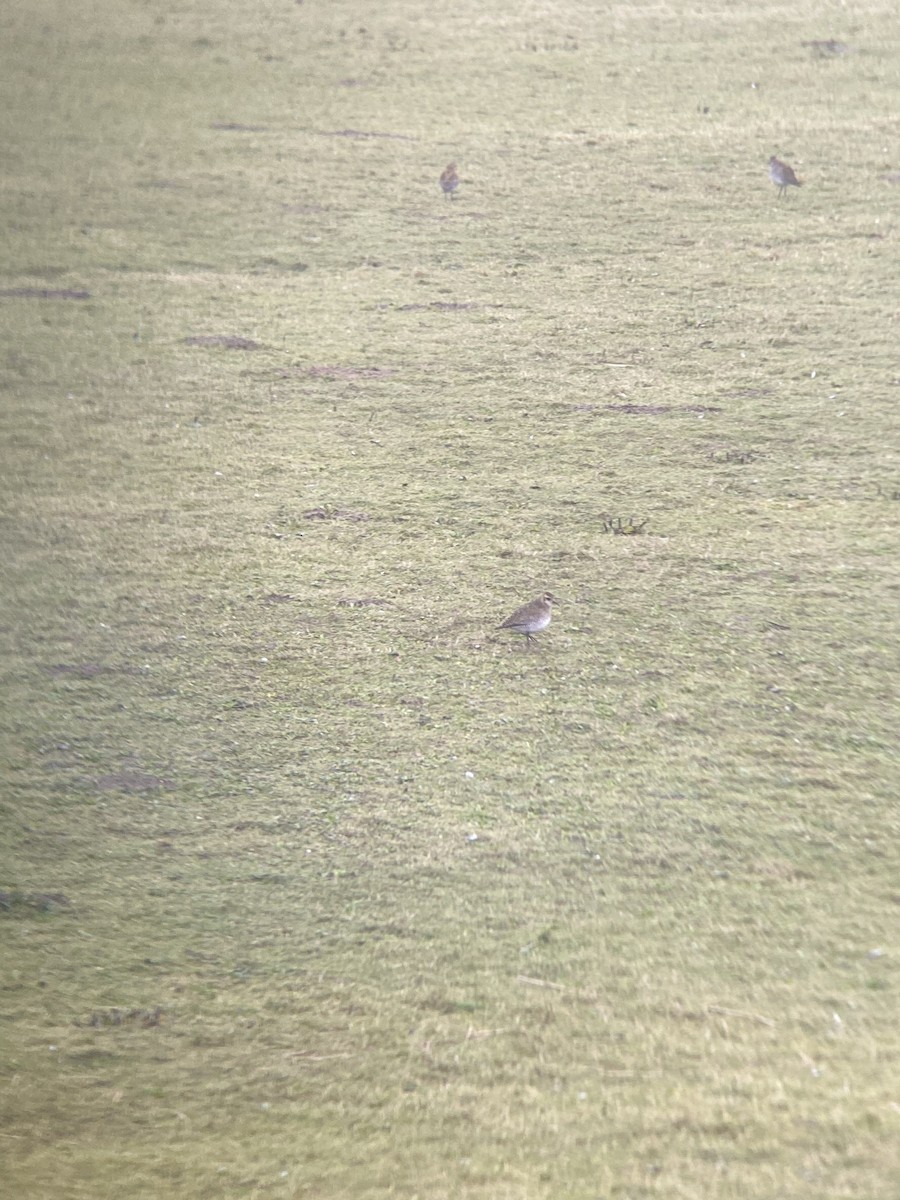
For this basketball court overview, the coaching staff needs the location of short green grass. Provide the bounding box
[1,1,899,1197]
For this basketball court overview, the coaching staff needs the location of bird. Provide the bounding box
[498,592,557,647]
[768,155,802,197]
[439,162,459,200]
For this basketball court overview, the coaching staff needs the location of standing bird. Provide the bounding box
[498,592,557,647]
[768,155,802,198]
[439,162,460,200]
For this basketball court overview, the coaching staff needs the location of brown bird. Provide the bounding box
[498,592,557,647]
[439,162,459,200]
[768,155,802,197]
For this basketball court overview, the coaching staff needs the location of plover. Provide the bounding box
[768,155,802,197]
[439,162,459,199]
[498,592,556,646]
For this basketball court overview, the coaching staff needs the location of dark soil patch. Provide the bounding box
[303,507,370,521]
[301,365,397,379]
[0,890,72,914]
[319,128,417,140]
[19,266,70,279]
[721,387,774,398]
[397,301,477,312]
[708,449,760,464]
[605,403,723,415]
[0,287,89,300]
[802,38,850,55]
[249,258,308,272]
[210,121,269,132]
[77,1006,164,1028]
[183,335,262,350]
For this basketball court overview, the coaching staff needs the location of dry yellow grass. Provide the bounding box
[1,1,899,1197]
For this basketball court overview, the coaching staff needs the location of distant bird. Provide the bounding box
[768,155,802,197]
[439,162,459,200]
[498,592,556,647]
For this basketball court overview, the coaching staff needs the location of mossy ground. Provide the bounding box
[1,1,899,1197]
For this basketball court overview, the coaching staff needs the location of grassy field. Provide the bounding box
[2,1,899,1196]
